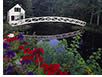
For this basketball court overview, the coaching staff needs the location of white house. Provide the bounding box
[7,4,25,26]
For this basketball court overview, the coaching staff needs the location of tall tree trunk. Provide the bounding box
[97,13,100,25]
[90,9,94,24]
[97,0,101,25]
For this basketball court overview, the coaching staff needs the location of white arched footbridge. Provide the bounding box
[11,16,86,27]
[10,16,86,40]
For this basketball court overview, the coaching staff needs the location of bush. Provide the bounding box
[39,34,102,75]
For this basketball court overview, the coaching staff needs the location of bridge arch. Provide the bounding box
[10,16,86,40]
[11,16,86,27]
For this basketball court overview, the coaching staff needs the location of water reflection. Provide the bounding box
[37,39,59,47]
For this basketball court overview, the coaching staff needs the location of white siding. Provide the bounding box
[7,4,25,26]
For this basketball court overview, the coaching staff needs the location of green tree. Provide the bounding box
[23,0,33,17]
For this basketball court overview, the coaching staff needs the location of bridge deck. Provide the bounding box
[11,16,86,27]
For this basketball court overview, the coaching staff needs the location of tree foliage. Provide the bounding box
[4,0,102,25]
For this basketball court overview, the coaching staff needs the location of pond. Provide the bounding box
[37,39,60,47]
[25,23,102,67]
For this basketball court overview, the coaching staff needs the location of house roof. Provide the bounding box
[8,4,25,13]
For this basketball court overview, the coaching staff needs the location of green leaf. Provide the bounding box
[75,45,79,48]
[70,44,74,47]
[89,56,94,59]
[12,53,18,60]
[95,56,101,60]
[98,48,101,51]
[93,52,96,55]
[38,67,44,75]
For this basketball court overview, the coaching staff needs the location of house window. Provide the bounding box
[11,16,15,21]
[21,16,23,19]
[14,8,21,12]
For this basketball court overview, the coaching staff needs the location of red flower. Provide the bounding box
[47,71,55,75]
[5,38,10,42]
[23,48,30,54]
[51,64,60,70]
[23,48,33,54]
[38,48,44,54]
[40,63,59,74]
[12,35,18,40]
[18,45,24,50]
[62,72,68,75]
[3,37,7,40]
[40,63,48,67]
[58,72,68,75]
[28,55,33,60]
[5,36,18,42]
[40,63,67,75]
[33,48,44,57]
[22,41,27,45]
[22,55,33,60]
[40,63,48,73]
[58,72,63,75]
[34,56,43,63]
[56,69,62,74]
[3,56,7,62]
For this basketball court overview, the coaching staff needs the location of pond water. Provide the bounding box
[37,31,102,67]
[37,39,59,47]
[26,23,102,67]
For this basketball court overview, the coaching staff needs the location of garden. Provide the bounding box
[3,32,102,75]
[3,0,102,75]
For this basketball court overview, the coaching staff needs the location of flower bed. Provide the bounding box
[3,33,102,75]
[3,33,68,75]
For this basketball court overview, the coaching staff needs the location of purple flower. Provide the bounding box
[3,42,10,49]
[27,72,33,75]
[16,34,24,40]
[4,64,14,74]
[21,60,32,64]
[4,50,15,58]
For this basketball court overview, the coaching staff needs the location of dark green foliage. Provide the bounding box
[3,0,102,34]
[86,48,102,74]
[39,34,88,74]
[4,0,102,25]
[67,34,87,74]
[23,0,33,17]
[3,32,102,75]
[38,34,102,75]
[3,22,25,36]
[24,38,37,49]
